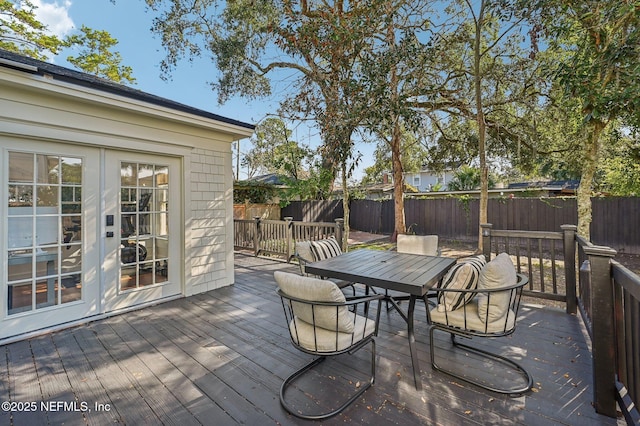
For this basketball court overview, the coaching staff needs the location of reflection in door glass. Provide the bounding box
[120,162,169,291]
[6,151,83,315]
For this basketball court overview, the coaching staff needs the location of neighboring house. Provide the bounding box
[508,180,579,196]
[403,168,458,192]
[0,50,254,341]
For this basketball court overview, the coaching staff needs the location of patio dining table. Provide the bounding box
[305,248,456,390]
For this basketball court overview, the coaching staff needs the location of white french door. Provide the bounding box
[2,141,100,339]
[102,150,182,312]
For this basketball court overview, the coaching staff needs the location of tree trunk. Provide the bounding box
[577,120,606,239]
[341,160,350,250]
[391,121,405,241]
[387,7,405,242]
[474,1,488,252]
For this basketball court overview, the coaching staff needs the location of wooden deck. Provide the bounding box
[0,253,623,425]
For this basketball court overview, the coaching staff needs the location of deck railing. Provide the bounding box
[483,223,640,422]
[481,224,577,314]
[233,217,344,261]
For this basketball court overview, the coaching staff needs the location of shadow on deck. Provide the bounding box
[0,253,623,425]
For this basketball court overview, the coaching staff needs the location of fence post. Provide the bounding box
[584,244,617,418]
[253,216,261,257]
[335,218,345,251]
[561,225,578,314]
[481,223,493,261]
[284,217,293,262]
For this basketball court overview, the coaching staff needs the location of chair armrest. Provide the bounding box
[294,253,313,276]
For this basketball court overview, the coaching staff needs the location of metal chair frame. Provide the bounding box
[427,273,533,395]
[277,289,383,420]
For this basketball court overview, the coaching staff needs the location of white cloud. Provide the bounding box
[29,0,75,38]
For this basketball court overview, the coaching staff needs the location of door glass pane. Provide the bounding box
[8,185,33,211]
[5,151,83,315]
[36,186,58,207]
[37,216,59,245]
[120,162,137,186]
[8,282,32,315]
[8,250,33,281]
[61,157,82,184]
[62,216,82,245]
[8,217,32,249]
[61,186,81,213]
[36,155,59,184]
[62,245,82,274]
[120,161,169,291]
[60,274,81,304]
[138,164,154,187]
[9,152,33,182]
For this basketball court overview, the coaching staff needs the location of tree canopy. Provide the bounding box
[1,0,135,84]
[145,0,640,242]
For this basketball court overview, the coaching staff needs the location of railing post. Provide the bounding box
[284,217,293,262]
[253,216,261,257]
[335,218,345,251]
[584,244,618,418]
[561,225,577,314]
[481,223,493,261]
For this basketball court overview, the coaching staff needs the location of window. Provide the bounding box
[119,162,169,291]
[7,152,83,314]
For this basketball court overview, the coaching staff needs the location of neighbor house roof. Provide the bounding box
[240,173,288,186]
[0,49,254,131]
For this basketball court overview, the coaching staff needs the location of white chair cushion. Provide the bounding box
[477,253,517,323]
[397,234,439,256]
[275,271,354,333]
[310,237,342,261]
[289,314,377,352]
[436,255,485,312]
[430,302,516,333]
[295,241,315,274]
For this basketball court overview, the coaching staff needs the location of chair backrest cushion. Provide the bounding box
[310,237,342,261]
[436,255,486,312]
[397,234,438,256]
[295,240,315,262]
[477,253,517,323]
[275,271,354,333]
[295,241,315,275]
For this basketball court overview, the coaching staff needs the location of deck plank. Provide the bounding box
[0,253,624,425]
[5,339,48,426]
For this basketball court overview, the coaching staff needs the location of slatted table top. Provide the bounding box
[305,249,456,295]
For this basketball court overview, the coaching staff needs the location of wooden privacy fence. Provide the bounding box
[233,217,344,261]
[483,223,640,422]
[283,197,640,254]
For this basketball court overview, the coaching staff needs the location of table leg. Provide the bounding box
[407,295,422,391]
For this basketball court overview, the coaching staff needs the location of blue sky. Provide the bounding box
[30,0,373,181]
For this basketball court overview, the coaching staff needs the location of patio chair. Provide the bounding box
[294,237,355,294]
[275,271,383,420]
[385,234,441,309]
[427,253,532,395]
[396,234,440,256]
